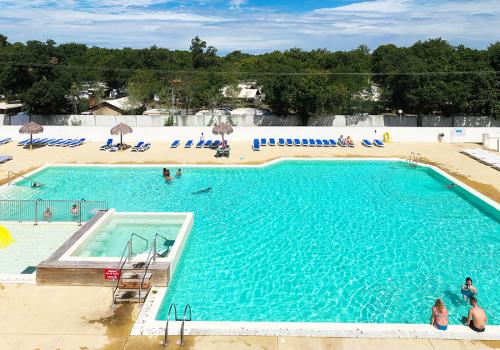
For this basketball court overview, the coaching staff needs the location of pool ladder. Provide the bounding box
[161,303,192,347]
[406,152,421,167]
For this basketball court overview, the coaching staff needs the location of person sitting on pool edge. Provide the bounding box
[462,296,487,332]
[43,207,52,222]
[461,277,477,301]
[430,298,448,331]
[175,169,182,177]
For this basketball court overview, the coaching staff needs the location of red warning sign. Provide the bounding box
[104,268,120,280]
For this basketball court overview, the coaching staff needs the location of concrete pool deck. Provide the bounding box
[0,284,498,350]
[0,141,499,202]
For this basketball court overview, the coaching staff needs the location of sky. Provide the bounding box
[0,0,499,53]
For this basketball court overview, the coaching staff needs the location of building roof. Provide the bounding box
[100,97,141,112]
[0,102,23,110]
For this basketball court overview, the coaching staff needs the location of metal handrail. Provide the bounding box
[161,303,178,347]
[130,233,149,255]
[138,253,155,304]
[179,304,192,346]
[112,239,132,304]
[7,171,43,187]
[153,233,172,262]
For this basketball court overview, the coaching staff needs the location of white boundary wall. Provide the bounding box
[1,125,498,143]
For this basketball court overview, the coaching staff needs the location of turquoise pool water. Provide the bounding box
[72,215,183,257]
[0,161,498,324]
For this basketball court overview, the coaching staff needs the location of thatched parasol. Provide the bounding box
[110,122,132,149]
[212,122,233,146]
[19,122,43,150]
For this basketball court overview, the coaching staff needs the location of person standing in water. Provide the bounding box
[461,277,477,301]
[175,169,182,177]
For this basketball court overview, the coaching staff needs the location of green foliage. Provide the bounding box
[0,34,498,120]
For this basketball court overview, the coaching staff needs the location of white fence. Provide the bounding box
[2,114,499,128]
[1,125,498,143]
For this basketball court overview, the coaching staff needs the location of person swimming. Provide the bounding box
[163,168,172,183]
[191,187,212,195]
[461,277,477,301]
[446,183,455,189]
[175,169,182,177]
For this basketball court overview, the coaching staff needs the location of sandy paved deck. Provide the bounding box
[0,284,498,350]
[0,141,499,202]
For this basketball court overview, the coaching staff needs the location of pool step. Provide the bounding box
[114,288,150,303]
[119,272,152,289]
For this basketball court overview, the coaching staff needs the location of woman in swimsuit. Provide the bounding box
[461,277,477,301]
[430,299,448,331]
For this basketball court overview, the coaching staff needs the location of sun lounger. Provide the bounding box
[60,139,76,147]
[373,139,384,147]
[69,138,86,147]
[204,140,213,148]
[100,139,113,150]
[309,139,316,146]
[362,139,373,147]
[47,138,62,146]
[171,140,180,148]
[302,139,309,146]
[185,140,193,148]
[260,138,266,146]
[286,138,293,146]
[269,138,276,146]
[252,138,260,151]
[0,155,12,163]
[138,143,150,152]
[212,140,221,148]
[130,141,144,152]
[316,139,323,146]
[17,138,30,146]
[0,138,12,145]
[278,138,285,146]
[327,139,336,147]
[196,140,205,148]
[294,138,301,146]
[322,139,330,146]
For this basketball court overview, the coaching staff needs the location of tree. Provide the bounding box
[127,70,160,110]
[23,80,69,114]
[190,36,218,69]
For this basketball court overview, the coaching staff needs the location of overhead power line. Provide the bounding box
[0,61,498,76]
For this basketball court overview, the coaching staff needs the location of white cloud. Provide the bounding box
[0,0,498,52]
[229,0,247,9]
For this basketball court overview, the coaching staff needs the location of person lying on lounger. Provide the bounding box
[191,187,212,195]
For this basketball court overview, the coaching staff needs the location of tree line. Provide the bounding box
[0,34,499,123]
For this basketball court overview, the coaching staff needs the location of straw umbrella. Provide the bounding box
[110,122,132,150]
[212,122,233,147]
[19,122,43,150]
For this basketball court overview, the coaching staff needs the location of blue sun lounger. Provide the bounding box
[17,139,30,146]
[316,139,323,146]
[69,138,85,147]
[322,139,329,146]
[252,139,260,151]
[0,138,11,145]
[294,139,301,146]
[308,139,315,146]
[286,138,293,146]
[362,139,373,147]
[100,139,113,150]
[185,140,193,148]
[204,140,213,148]
[260,138,266,146]
[131,141,144,152]
[374,139,385,147]
[47,138,62,146]
[138,143,151,152]
[59,139,75,147]
[329,139,337,147]
[196,140,205,148]
[171,140,180,148]
[269,138,276,146]
[302,139,309,146]
[212,140,221,148]
[278,138,285,146]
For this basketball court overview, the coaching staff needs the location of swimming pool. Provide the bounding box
[0,160,498,324]
[70,213,185,258]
